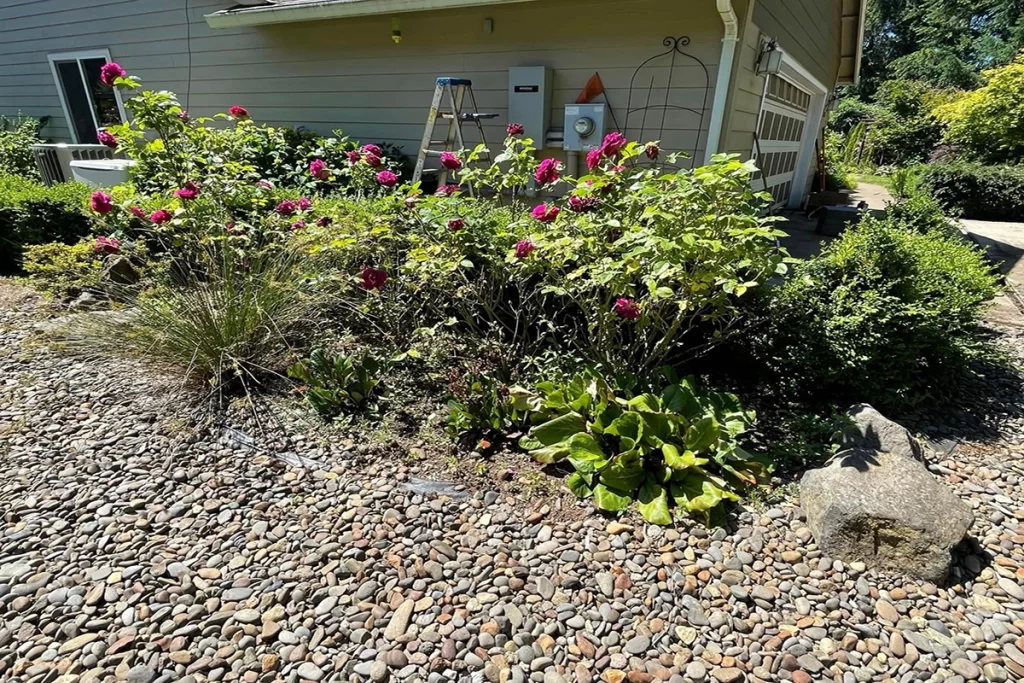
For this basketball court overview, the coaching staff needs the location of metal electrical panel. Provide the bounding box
[563,103,607,152]
[508,67,552,148]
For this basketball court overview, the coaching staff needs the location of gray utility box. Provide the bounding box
[563,103,608,152]
[508,66,552,148]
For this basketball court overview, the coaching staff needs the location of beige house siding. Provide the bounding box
[0,0,725,169]
[752,0,841,88]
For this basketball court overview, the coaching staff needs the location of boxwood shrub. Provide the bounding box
[0,174,94,273]
[918,163,1024,221]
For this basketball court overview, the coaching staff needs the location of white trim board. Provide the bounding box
[47,48,128,144]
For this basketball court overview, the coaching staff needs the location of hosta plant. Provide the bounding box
[514,374,766,524]
[288,349,384,417]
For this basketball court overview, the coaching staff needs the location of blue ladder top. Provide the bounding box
[436,77,473,86]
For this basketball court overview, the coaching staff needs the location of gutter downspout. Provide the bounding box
[704,0,738,164]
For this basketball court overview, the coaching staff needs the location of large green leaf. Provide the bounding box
[531,412,586,446]
[671,471,738,513]
[605,411,642,442]
[662,443,706,470]
[528,442,571,464]
[626,393,661,413]
[600,451,645,492]
[593,483,632,512]
[637,475,672,525]
[661,382,701,419]
[684,415,720,452]
[566,472,593,498]
[567,433,608,473]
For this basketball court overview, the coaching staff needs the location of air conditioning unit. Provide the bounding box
[32,144,115,186]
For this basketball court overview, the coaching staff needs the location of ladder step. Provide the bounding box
[429,140,448,145]
[436,77,472,86]
[438,112,501,121]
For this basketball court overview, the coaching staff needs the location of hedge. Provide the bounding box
[0,174,94,273]
[918,163,1024,221]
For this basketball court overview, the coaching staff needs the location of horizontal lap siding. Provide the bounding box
[753,0,839,88]
[0,0,721,162]
[725,22,767,159]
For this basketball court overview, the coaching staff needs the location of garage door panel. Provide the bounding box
[753,73,812,208]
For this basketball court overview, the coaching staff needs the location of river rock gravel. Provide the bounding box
[2,288,1024,683]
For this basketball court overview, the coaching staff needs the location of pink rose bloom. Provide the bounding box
[96,130,117,149]
[645,142,660,160]
[94,236,121,254]
[506,122,525,136]
[256,179,274,190]
[178,111,189,120]
[440,152,461,171]
[228,105,249,118]
[275,200,297,216]
[129,206,147,219]
[531,203,560,223]
[364,153,382,168]
[291,220,306,231]
[90,191,114,214]
[347,150,362,164]
[613,297,641,320]
[534,158,561,185]
[361,144,382,157]
[568,195,600,213]
[150,209,172,224]
[309,159,329,180]
[435,184,461,197]
[360,265,388,290]
[316,216,332,227]
[600,132,628,157]
[376,170,398,188]
[586,149,603,171]
[99,62,126,86]
[175,181,200,200]
[514,240,535,259]
[297,197,312,211]
[448,218,465,231]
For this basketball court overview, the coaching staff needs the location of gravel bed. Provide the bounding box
[2,290,1024,683]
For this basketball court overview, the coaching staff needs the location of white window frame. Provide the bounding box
[47,48,128,143]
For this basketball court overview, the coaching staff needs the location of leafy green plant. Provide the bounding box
[918,162,1024,221]
[445,366,521,444]
[288,349,383,416]
[0,116,43,180]
[513,374,766,524]
[0,175,94,273]
[757,211,999,413]
[20,240,103,300]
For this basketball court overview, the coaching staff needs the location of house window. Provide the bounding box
[48,50,126,145]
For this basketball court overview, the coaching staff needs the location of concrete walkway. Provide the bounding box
[960,220,1024,329]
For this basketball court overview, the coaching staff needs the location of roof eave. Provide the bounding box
[206,0,539,29]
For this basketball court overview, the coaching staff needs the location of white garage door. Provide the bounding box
[753,74,812,208]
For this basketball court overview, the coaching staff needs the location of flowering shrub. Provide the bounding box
[513,374,764,524]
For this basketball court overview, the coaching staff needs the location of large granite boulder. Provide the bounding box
[839,403,923,461]
[800,447,973,582]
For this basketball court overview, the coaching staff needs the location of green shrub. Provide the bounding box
[918,162,1024,221]
[884,191,955,234]
[867,80,944,166]
[287,349,383,416]
[933,53,1024,163]
[822,131,856,191]
[759,214,999,413]
[0,116,42,179]
[0,175,94,273]
[21,240,103,299]
[514,373,765,525]
[445,366,520,444]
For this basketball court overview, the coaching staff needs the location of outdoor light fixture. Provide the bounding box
[391,17,402,44]
[756,38,783,75]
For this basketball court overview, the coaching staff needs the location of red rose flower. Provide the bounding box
[316,216,332,227]
[150,209,172,224]
[360,265,388,290]
[90,191,114,214]
[568,195,600,213]
[530,203,560,223]
[309,159,329,180]
[297,197,312,211]
[96,130,117,149]
[291,220,306,231]
[347,150,362,164]
[448,218,465,231]
[364,153,382,168]
[435,184,461,197]
[361,144,382,157]
[506,122,525,136]
[586,149,603,171]
[601,132,628,157]
[99,62,126,86]
[228,105,249,118]
[534,158,561,185]
[440,152,462,171]
[129,206,147,219]
[175,181,200,200]
[514,240,535,259]
[613,297,641,320]
[376,171,398,188]
[645,142,660,160]
[275,200,297,216]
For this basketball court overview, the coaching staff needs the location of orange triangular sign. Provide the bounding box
[576,73,605,104]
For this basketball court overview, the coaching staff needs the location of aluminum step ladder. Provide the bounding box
[412,77,498,196]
